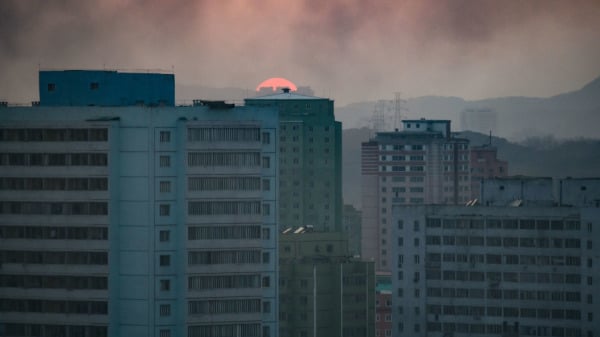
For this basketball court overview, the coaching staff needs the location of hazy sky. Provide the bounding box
[1,0,599,105]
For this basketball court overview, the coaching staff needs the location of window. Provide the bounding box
[160,204,170,216]
[262,204,270,216]
[262,157,270,168]
[262,179,270,191]
[160,255,171,266]
[262,228,270,240]
[159,131,171,143]
[262,132,270,144]
[159,181,171,193]
[159,230,170,242]
[159,155,171,167]
[262,276,270,287]
[90,82,99,90]
[160,330,171,337]
[160,279,170,291]
[47,83,56,91]
[262,252,270,263]
[159,304,171,316]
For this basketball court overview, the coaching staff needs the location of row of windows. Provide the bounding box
[0,202,108,215]
[0,153,108,166]
[0,275,108,289]
[0,298,107,314]
[0,226,108,240]
[188,250,262,265]
[187,152,260,167]
[420,322,581,337]
[0,250,108,265]
[188,225,264,240]
[380,165,424,172]
[0,324,107,337]
[188,201,261,216]
[188,225,268,240]
[0,177,108,191]
[188,127,261,142]
[427,252,586,267]
[188,177,261,191]
[380,155,425,161]
[0,128,108,142]
[426,287,582,301]
[381,176,425,183]
[188,324,260,337]
[420,269,581,284]
[424,235,582,249]
[188,274,266,290]
[188,299,261,315]
[381,144,427,151]
[425,218,581,231]
[425,305,582,320]
[424,270,584,284]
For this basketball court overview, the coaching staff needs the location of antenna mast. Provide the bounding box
[394,92,408,130]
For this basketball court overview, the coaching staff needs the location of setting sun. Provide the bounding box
[256,77,297,92]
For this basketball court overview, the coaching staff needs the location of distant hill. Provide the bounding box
[342,128,600,209]
[336,76,600,140]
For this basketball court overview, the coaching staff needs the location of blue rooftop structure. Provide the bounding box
[39,70,175,107]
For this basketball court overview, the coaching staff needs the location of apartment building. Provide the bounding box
[0,70,278,337]
[246,90,342,232]
[361,119,470,272]
[391,178,600,337]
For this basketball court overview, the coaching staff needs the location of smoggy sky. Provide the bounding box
[1,0,600,105]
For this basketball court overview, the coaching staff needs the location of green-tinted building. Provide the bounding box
[279,230,375,337]
[245,90,342,232]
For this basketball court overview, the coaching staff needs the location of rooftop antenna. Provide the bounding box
[489,130,492,146]
[394,92,408,130]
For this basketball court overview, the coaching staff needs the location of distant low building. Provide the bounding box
[469,144,508,199]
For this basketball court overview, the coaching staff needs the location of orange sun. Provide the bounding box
[256,77,298,92]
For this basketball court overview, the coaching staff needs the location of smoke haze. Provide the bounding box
[1,0,599,105]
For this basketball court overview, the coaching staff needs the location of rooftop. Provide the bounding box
[248,88,325,101]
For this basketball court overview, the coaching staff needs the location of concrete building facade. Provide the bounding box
[361,119,470,272]
[278,230,375,337]
[246,91,342,232]
[390,178,600,337]
[0,71,278,337]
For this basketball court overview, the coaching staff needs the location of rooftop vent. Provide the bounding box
[282,87,291,93]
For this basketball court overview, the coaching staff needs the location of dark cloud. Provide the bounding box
[1,0,599,104]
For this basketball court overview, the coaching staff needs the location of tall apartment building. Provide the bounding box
[470,144,508,199]
[246,90,342,232]
[0,71,278,337]
[278,230,375,337]
[391,178,600,337]
[361,119,470,271]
